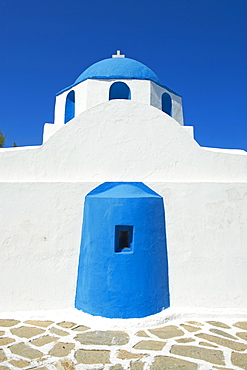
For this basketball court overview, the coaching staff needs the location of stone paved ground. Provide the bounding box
[1,318,247,369]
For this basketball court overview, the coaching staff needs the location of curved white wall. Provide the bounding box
[0,101,247,182]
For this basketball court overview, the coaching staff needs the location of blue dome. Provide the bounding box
[74,57,160,84]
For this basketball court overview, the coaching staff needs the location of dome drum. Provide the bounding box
[44,55,184,142]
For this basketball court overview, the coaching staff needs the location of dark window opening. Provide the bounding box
[119,230,129,249]
[162,92,172,116]
[109,82,131,100]
[115,225,133,253]
[64,90,75,123]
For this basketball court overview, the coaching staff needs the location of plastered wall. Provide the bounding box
[1,101,247,182]
[1,181,247,312]
[1,100,247,313]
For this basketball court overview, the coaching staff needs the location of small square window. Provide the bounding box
[115,226,133,253]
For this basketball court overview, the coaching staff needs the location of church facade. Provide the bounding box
[1,52,247,317]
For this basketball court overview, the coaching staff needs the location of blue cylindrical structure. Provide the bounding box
[75,182,170,318]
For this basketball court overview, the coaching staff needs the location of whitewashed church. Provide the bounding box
[1,51,247,317]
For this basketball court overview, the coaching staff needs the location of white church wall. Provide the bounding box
[124,79,150,105]
[43,122,64,143]
[85,79,110,110]
[50,80,184,144]
[0,182,93,311]
[152,182,247,309]
[53,82,88,126]
[80,79,151,110]
[73,79,88,116]
[53,90,67,126]
[53,79,151,129]
[3,52,246,317]
[1,181,247,312]
[1,100,247,313]
[172,96,184,126]
[0,101,247,183]
[183,125,194,138]
[150,82,184,125]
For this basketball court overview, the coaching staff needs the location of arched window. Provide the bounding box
[64,90,75,123]
[162,92,172,116]
[109,82,131,100]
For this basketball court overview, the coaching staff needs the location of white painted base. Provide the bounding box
[1,308,247,330]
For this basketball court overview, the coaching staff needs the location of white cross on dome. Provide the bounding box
[112,50,125,58]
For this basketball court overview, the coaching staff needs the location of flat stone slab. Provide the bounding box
[75,349,111,364]
[55,359,75,370]
[209,328,237,339]
[133,340,166,351]
[236,331,247,341]
[130,362,144,370]
[170,345,225,366]
[231,351,247,369]
[117,350,147,360]
[0,349,7,362]
[0,319,20,327]
[180,324,200,332]
[0,337,15,345]
[57,321,76,328]
[136,330,149,337]
[11,325,45,338]
[199,341,218,348]
[75,330,129,346]
[233,321,247,330]
[151,355,198,369]
[49,326,69,336]
[149,325,184,339]
[31,334,58,346]
[196,333,247,351]
[176,338,195,343]
[9,359,30,368]
[49,342,75,357]
[206,321,231,329]
[186,321,204,327]
[72,325,90,331]
[24,320,54,327]
[9,342,43,359]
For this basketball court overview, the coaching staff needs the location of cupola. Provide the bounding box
[43,52,184,142]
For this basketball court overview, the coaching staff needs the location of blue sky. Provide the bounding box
[1,0,247,149]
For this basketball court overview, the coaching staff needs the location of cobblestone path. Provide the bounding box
[1,318,247,369]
